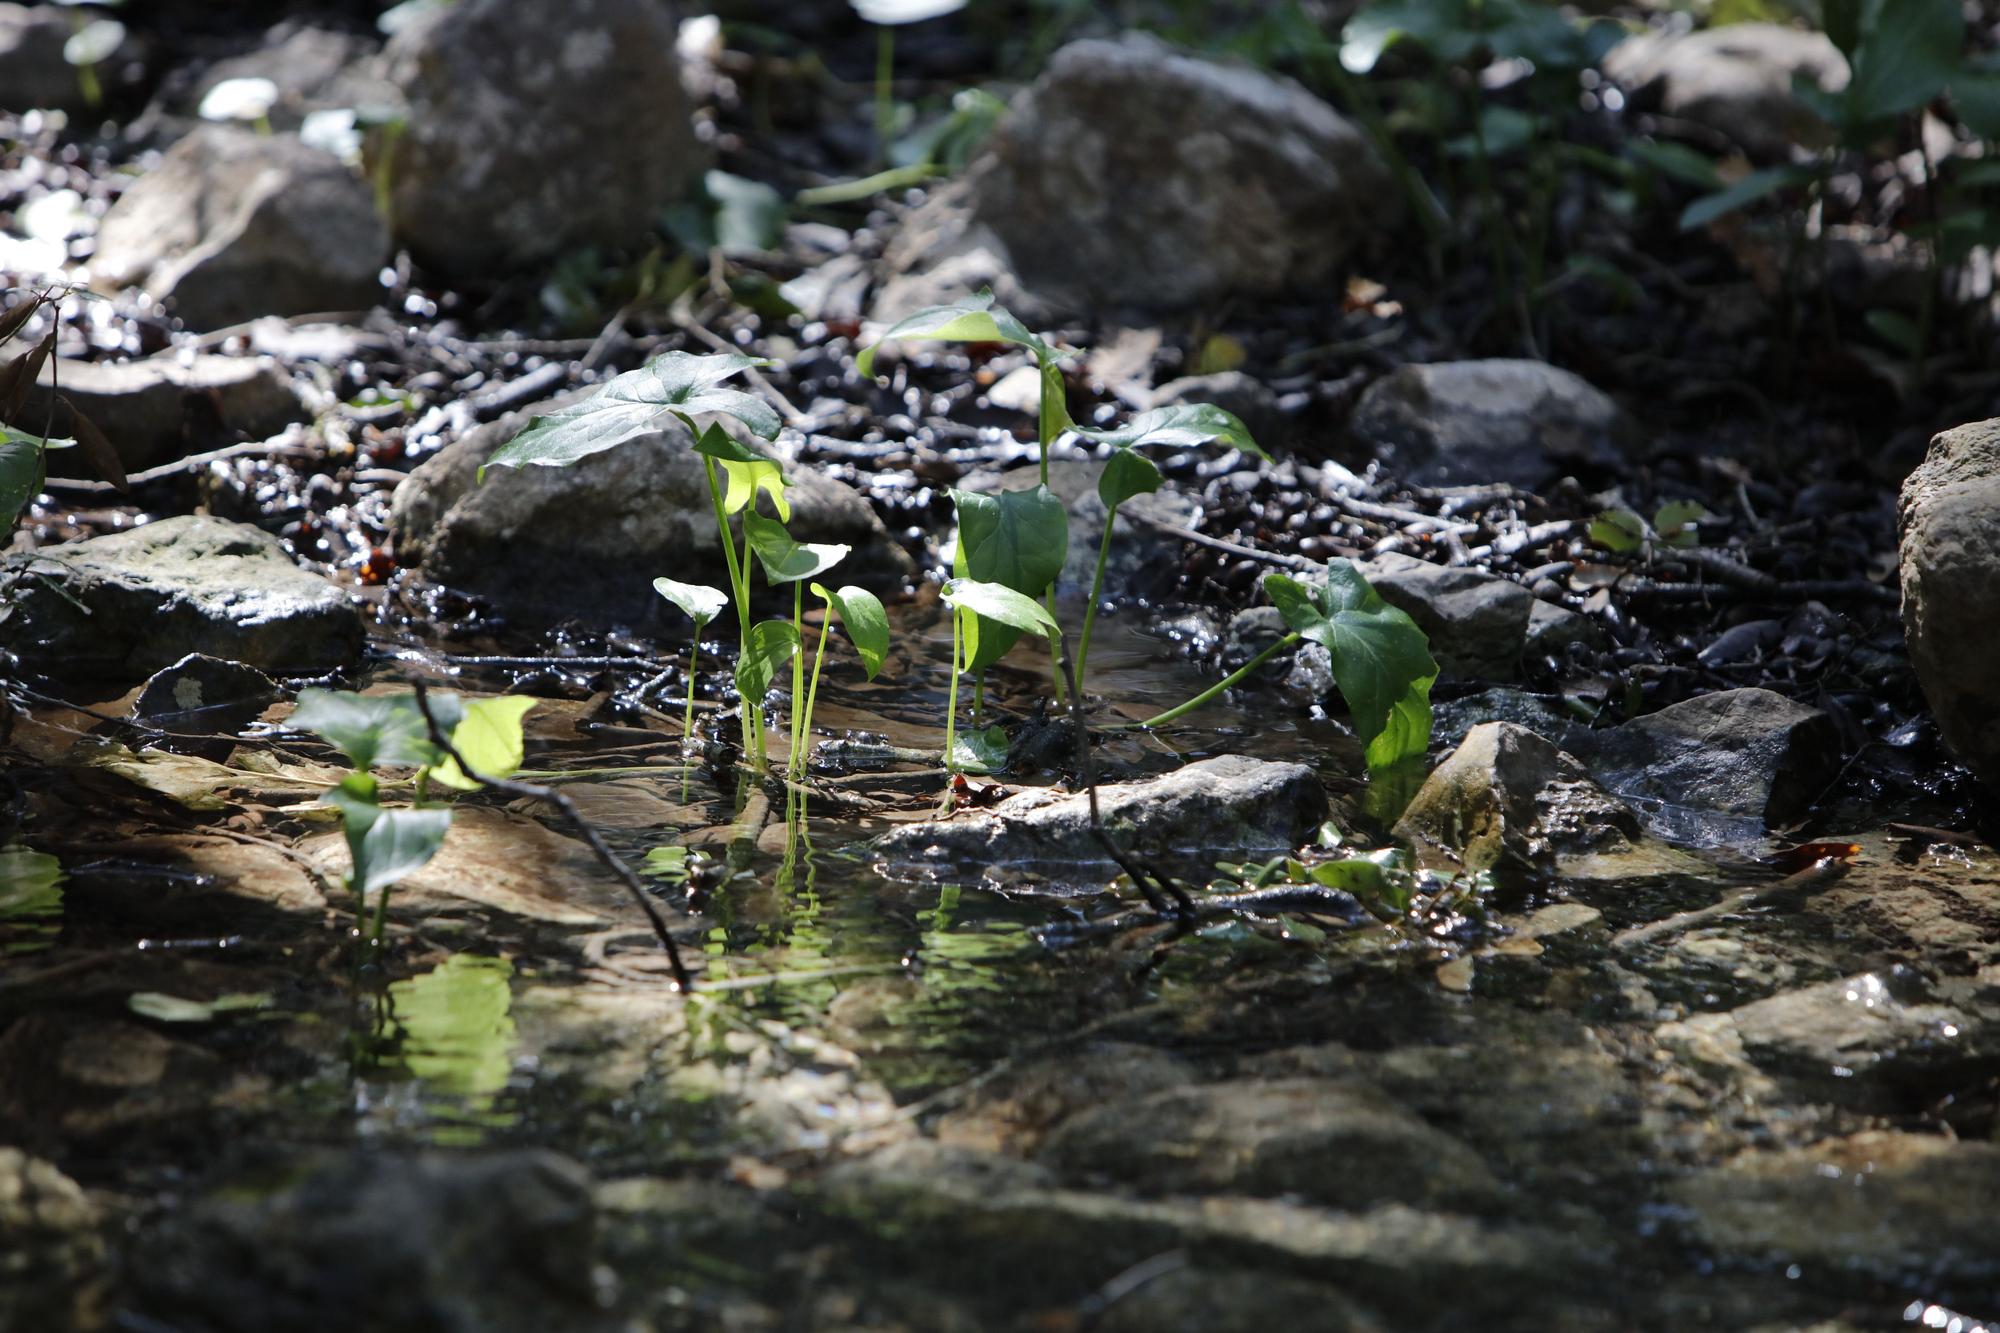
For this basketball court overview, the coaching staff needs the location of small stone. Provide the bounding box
[1393,721,1640,875]
[178,23,383,133]
[1605,23,1849,161]
[1348,360,1630,491]
[0,515,364,680]
[19,350,303,474]
[1363,552,1535,680]
[1523,600,1606,661]
[1898,417,2000,785]
[91,125,387,330]
[132,653,279,733]
[872,754,1328,880]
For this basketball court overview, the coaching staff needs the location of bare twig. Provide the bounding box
[1117,509,1315,570]
[1612,857,1849,951]
[411,681,694,990]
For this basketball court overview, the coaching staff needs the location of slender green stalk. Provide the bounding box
[683,638,701,754]
[944,609,963,772]
[702,459,759,759]
[874,25,895,162]
[789,581,806,773]
[1075,500,1120,685]
[1135,632,1299,729]
[740,521,765,763]
[797,596,834,780]
[1036,352,1066,701]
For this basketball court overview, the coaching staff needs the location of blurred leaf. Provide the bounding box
[1840,0,1961,128]
[1679,163,1814,231]
[856,288,1053,377]
[735,620,801,705]
[428,696,537,791]
[663,170,789,256]
[948,724,1009,775]
[60,396,126,492]
[1624,138,1725,191]
[1588,508,1647,553]
[1864,307,1923,354]
[129,991,271,1023]
[62,18,124,65]
[291,689,463,772]
[323,773,453,898]
[1069,401,1269,460]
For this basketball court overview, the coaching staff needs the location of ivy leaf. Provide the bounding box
[856,287,1053,378]
[1070,400,1269,460]
[734,620,801,706]
[483,351,777,475]
[1097,448,1163,509]
[323,773,453,898]
[692,422,790,520]
[1264,561,1438,771]
[941,578,1060,637]
[428,696,537,792]
[813,582,890,679]
[653,577,728,628]
[743,511,849,584]
[291,689,464,772]
[948,724,1009,775]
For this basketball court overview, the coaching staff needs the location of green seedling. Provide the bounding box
[1589,501,1708,555]
[797,582,890,779]
[937,577,1058,775]
[744,510,851,775]
[654,577,729,756]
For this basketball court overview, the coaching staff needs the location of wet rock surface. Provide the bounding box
[90,125,388,330]
[1899,417,2000,785]
[1347,359,1629,489]
[20,347,303,473]
[0,514,365,679]
[872,754,1328,878]
[1363,551,1535,679]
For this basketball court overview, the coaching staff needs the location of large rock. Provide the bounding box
[1898,418,2000,785]
[1568,688,1840,844]
[1348,360,1629,490]
[376,0,703,276]
[390,397,911,622]
[18,349,303,473]
[872,754,1328,879]
[1606,23,1848,161]
[879,33,1389,317]
[91,125,387,330]
[0,515,365,679]
[1394,722,1639,875]
[1362,552,1534,680]
[128,1148,611,1333]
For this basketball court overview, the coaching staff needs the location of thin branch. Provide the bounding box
[410,680,693,991]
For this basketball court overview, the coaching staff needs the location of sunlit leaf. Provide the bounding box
[1264,561,1437,771]
[389,954,515,1099]
[743,511,849,584]
[654,577,728,628]
[482,351,777,475]
[129,990,271,1023]
[735,619,801,705]
[948,724,1009,775]
[692,421,790,520]
[63,18,124,66]
[1070,401,1268,460]
[291,689,464,772]
[855,287,1052,378]
[1679,163,1815,231]
[428,696,536,791]
[1588,508,1646,554]
[323,773,453,898]
[813,582,890,679]
[0,428,53,528]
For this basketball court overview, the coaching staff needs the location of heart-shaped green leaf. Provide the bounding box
[291,689,464,772]
[948,724,1009,775]
[856,288,1053,377]
[735,619,801,705]
[692,422,791,519]
[323,773,453,898]
[654,577,728,628]
[744,511,849,584]
[1097,448,1163,509]
[0,428,56,529]
[941,578,1059,637]
[812,582,890,679]
[483,351,777,475]
[428,696,537,791]
[1071,401,1269,460]
[948,484,1068,671]
[1264,561,1437,771]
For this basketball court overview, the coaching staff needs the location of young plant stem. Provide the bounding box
[741,522,764,763]
[702,458,760,760]
[1035,353,1067,703]
[1074,499,1120,686]
[1135,632,1300,729]
[943,609,963,773]
[682,638,701,755]
[797,597,834,780]
[789,581,806,774]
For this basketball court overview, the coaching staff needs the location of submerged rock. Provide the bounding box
[91,125,387,330]
[1348,359,1629,490]
[1362,552,1534,680]
[128,1148,609,1333]
[878,32,1389,317]
[20,349,303,473]
[391,397,910,622]
[1898,417,2000,786]
[1605,23,1848,161]
[1568,688,1839,843]
[0,515,364,680]
[1393,722,1639,875]
[376,0,703,277]
[872,754,1327,878]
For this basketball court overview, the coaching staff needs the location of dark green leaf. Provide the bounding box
[941,578,1059,637]
[0,428,51,529]
[428,696,536,791]
[734,619,801,705]
[1864,307,1923,355]
[1263,561,1437,770]
[948,724,1009,775]
[1951,71,2000,139]
[855,288,1052,378]
[323,773,453,897]
[663,170,788,256]
[1071,401,1268,460]
[1679,163,1814,231]
[1625,138,1724,191]
[744,511,849,584]
[61,398,126,493]
[290,689,463,772]
[813,582,890,679]
[483,351,777,475]
[1841,0,1962,128]
[950,484,1069,670]
[1097,448,1163,509]
[654,577,728,628]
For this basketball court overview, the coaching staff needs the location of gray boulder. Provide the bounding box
[376,0,703,277]
[1569,688,1839,843]
[18,349,303,473]
[1605,23,1848,161]
[391,397,911,622]
[1362,552,1534,680]
[1898,418,2000,785]
[0,515,365,679]
[879,33,1390,317]
[1395,722,1639,875]
[873,754,1328,879]
[1348,360,1629,490]
[91,125,387,330]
